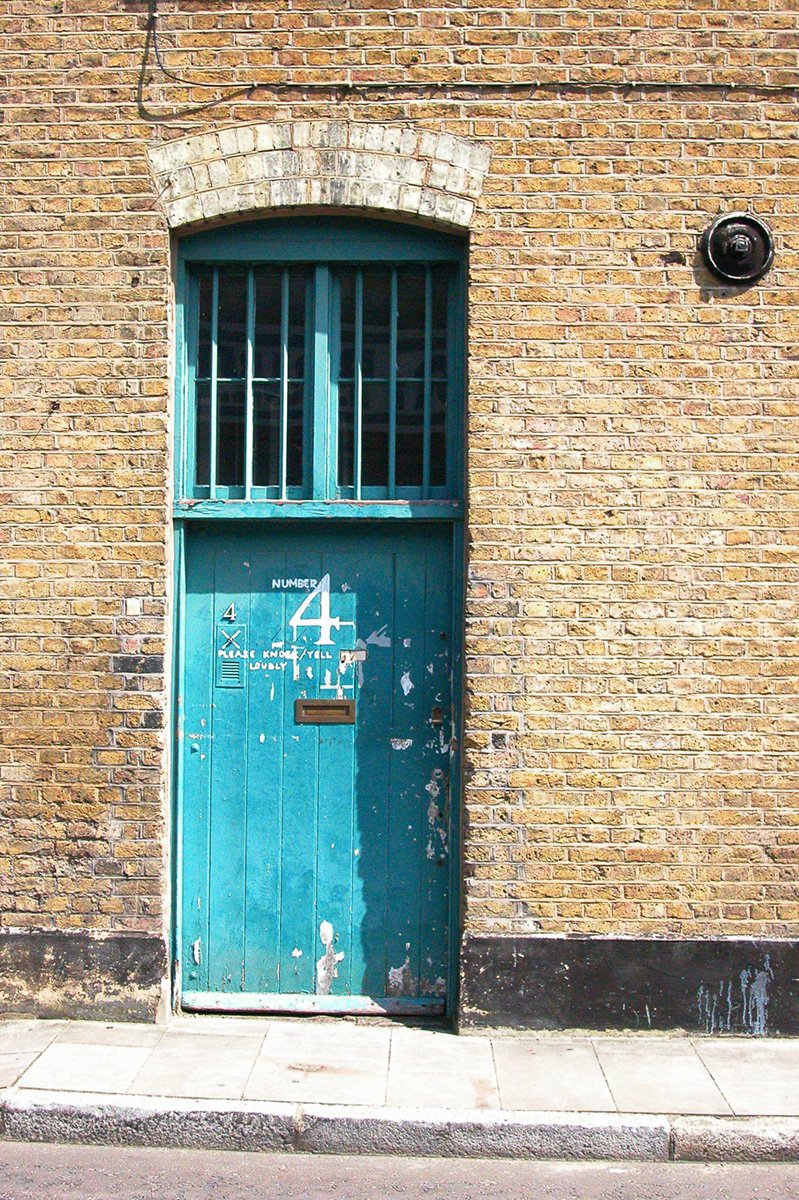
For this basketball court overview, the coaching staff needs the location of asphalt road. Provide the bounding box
[0,1143,798,1200]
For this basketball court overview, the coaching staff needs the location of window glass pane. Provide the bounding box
[430,379,447,487]
[197,268,213,379]
[431,267,449,377]
[361,271,391,378]
[338,381,354,489]
[254,269,281,379]
[395,380,424,487]
[253,383,280,487]
[286,380,305,488]
[338,271,356,380]
[217,382,245,486]
[216,269,247,379]
[397,270,425,378]
[361,381,389,487]
[288,269,310,380]
[195,381,210,486]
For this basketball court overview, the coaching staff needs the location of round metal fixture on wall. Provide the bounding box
[700,213,775,284]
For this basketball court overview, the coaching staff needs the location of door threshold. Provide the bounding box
[181,991,446,1016]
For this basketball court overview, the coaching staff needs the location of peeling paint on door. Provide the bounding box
[316,920,345,996]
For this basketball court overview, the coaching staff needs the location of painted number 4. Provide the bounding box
[289,575,345,646]
[222,603,237,622]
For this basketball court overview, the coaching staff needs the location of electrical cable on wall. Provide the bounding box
[146,0,799,98]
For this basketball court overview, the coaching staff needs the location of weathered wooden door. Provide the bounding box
[180,522,454,1013]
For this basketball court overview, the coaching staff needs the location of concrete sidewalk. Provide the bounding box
[2,1016,799,1161]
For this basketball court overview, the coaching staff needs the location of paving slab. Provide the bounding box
[696,1040,799,1117]
[493,1039,614,1112]
[54,1022,164,1048]
[0,1021,64,1054]
[387,1026,499,1109]
[130,1032,263,1100]
[593,1038,731,1116]
[17,1043,154,1095]
[168,1016,273,1039]
[245,1019,389,1105]
[0,1053,41,1088]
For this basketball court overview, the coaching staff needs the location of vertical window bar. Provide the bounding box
[244,268,255,499]
[280,269,289,500]
[312,266,331,499]
[209,268,219,499]
[388,268,398,499]
[354,270,363,501]
[422,266,433,500]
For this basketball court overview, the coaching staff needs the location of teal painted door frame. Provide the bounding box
[171,216,465,1015]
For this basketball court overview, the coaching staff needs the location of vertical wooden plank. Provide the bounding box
[348,533,394,996]
[422,266,433,500]
[312,267,330,500]
[417,526,453,999]
[446,520,464,1013]
[242,540,288,994]
[244,269,255,499]
[314,547,357,996]
[354,271,363,501]
[388,268,398,499]
[383,529,429,997]
[180,529,216,995]
[207,537,251,992]
[209,268,219,499]
[278,539,324,993]
[280,268,289,501]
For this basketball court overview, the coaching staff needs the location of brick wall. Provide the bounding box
[1,0,797,1020]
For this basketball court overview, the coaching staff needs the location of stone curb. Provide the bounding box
[0,1092,670,1160]
[672,1116,799,1162]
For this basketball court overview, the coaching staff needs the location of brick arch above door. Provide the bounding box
[147,121,491,231]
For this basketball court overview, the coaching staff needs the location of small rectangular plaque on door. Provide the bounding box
[295,698,355,725]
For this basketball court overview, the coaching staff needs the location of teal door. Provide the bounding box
[180,522,455,1013]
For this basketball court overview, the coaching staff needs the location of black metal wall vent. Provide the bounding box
[700,213,775,284]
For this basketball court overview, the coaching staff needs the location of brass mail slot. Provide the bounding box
[295,698,355,725]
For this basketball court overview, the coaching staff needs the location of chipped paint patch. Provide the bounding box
[291,947,303,959]
[259,733,265,744]
[315,920,344,996]
[400,670,414,696]
[191,938,201,966]
[403,637,411,648]
[425,767,449,861]
[387,956,416,997]
[390,737,413,751]
[366,625,391,648]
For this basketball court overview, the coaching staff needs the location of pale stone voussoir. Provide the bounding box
[149,120,490,229]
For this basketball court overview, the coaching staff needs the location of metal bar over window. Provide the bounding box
[354,270,363,501]
[209,268,219,499]
[422,266,433,500]
[388,268,398,500]
[280,268,289,500]
[244,268,255,500]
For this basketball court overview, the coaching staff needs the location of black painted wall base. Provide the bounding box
[460,935,799,1035]
[0,932,167,1022]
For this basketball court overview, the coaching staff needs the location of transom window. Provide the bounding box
[177,218,463,507]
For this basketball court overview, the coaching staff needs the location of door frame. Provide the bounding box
[169,215,467,1017]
